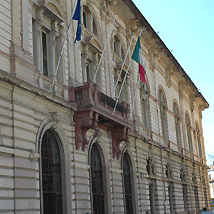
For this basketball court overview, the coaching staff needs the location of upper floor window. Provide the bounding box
[173,102,182,148]
[123,152,134,214]
[196,123,202,158]
[159,89,168,139]
[140,82,150,129]
[185,113,193,153]
[83,5,98,36]
[42,31,48,76]
[113,35,125,60]
[41,129,64,214]
[114,71,129,103]
[32,4,64,83]
[90,143,106,214]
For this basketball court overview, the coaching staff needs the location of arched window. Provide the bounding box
[159,89,168,139]
[113,35,125,60]
[41,129,64,214]
[83,10,87,28]
[123,152,134,214]
[140,82,150,129]
[83,5,98,37]
[114,70,129,103]
[114,36,121,57]
[90,144,105,214]
[196,123,202,158]
[83,6,92,32]
[185,113,193,153]
[173,102,182,148]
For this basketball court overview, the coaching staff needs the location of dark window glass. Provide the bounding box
[123,152,133,214]
[83,11,87,28]
[194,186,200,210]
[149,183,155,214]
[42,32,48,76]
[91,144,105,214]
[42,130,62,214]
[168,182,174,213]
[93,19,97,36]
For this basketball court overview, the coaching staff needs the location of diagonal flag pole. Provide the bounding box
[111,34,134,98]
[112,59,132,115]
[112,28,143,115]
[130,54,146,114]
[52,0,81,92]
[93,14,117,83]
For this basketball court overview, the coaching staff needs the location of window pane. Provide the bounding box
[91,144,105,214]
[42,130,62,214]
[42,32,48,76]
[123,153,133,214]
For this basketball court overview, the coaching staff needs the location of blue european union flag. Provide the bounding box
[72,0,81,44]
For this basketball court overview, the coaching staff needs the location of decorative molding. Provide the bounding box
[74,110,99,151]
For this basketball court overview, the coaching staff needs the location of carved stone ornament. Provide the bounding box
[180,168,187,182]
[74,111,99,151]
[192,172,197,184]
[166,162,173,179]
[111,125,129,160]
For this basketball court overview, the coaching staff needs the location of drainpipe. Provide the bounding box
[11,85,16,213]
[71,113,77,214]
[134,136,141,214]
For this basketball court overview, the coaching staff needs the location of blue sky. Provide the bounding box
[132,0,214,164]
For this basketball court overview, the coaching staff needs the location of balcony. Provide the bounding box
[69,80,131,159]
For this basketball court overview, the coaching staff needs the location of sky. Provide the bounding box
[132,0,214,165]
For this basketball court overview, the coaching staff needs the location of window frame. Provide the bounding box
[122,151,135,214]
[185,113,193,153]
[89,143,109,214]
[173,102,182,148]
[159,89,168,139]
[40,129,67,214]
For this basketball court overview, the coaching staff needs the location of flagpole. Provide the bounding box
[111,34,134,98]
[130,76,141,114]
[112,28,143,115]
[93,14,117,83]
[130,54,146,114]
[112,59,132,115]
[51,0,79,91]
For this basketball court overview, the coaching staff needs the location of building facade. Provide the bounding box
[0,0,210,213]
[209,163,214,199]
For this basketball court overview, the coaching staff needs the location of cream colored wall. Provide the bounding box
[0,0,210,213]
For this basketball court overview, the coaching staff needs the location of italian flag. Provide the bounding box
[131,36,146,83]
